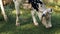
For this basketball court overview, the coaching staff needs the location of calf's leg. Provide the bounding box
[0,0,8,21]
[47,15,52,28]
[13,0,20,26]
[31,9,38,26]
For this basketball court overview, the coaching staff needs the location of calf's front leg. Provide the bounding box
[31,9,39,26]
[47,15,52,28]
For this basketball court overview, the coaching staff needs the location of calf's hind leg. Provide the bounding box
[13,0,20,26]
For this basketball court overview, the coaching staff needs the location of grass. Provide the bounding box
[0,12,60,34]
[0,4,60,34]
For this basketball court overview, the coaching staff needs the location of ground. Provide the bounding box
[0,3,60,34]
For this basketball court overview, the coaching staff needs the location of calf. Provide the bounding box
[13,0,52,28]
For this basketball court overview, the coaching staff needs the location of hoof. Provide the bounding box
[48,25,52,28]
[16,23,20,26]
[45,25,52,29]
[34,22,39,26]
[45,26,49,29]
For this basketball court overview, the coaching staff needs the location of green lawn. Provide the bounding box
[0,5,60,34]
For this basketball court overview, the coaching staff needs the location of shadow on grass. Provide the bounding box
[0,15,16,33]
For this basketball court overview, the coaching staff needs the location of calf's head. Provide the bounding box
[42,8,52,20]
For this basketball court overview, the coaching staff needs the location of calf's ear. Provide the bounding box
[48,8,53,13]
[51,8,52,12]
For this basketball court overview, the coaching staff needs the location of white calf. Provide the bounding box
[13,0,52,28]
